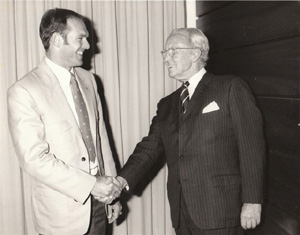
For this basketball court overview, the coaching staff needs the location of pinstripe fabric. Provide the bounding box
[176,194,244,235]
[119,72,266,230]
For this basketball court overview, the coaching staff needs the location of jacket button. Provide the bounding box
[180,155,184,160]
[81,157,86,161]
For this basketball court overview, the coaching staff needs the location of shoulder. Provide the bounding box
[158,87,181,107]
[207,72,250,91]
[8,67,40,93]
[209,72,240,84]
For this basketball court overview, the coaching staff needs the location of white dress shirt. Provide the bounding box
[186,67,206,98]
[45,57,99,175]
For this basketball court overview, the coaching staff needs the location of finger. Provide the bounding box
[112,177,122,188]
[112,189,121,199]
[105,196,114,204]
[246,219,252,229]
[108,212,116,224]
[240,216,245,229]
[256,216,261,226]
[251,219,257,229]
[109,209,120,224]
[96,196,111,203]
[107,205,112,219]
[114,185,122,194]
[105,176,113,185]
[111,186,121,197]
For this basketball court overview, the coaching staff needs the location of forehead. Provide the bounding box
[165,34,191,48]
[66,17,88,36]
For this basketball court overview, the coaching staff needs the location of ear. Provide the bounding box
[192,48,201,62]
[50,32,64,48]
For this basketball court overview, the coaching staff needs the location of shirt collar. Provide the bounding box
[186,67,206,98]
[45,56,73,87]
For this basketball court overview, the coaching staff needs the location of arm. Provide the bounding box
[228,78,266,228]
[229,77,266,202]
[118,103,164,191]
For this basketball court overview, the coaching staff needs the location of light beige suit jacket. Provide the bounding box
[7,58,117,234]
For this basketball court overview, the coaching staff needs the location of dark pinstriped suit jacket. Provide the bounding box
[119,72,266,229]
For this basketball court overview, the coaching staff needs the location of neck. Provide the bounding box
[46,50,72,71]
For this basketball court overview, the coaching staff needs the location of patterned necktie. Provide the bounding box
[69,72,96,163]
[180,81,190,114]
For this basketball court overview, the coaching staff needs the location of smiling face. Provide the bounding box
[58,17,90,70]
[164,35,198,82]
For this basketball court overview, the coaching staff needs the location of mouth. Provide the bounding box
[77,51,84,56]
[166,63,173,69]
[167,65,174,70]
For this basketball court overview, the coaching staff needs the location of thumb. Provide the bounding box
[107,206,112,219]
[105,176,113,185]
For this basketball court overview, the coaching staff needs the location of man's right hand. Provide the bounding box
[114,176,129,191]
[91,176,121,204]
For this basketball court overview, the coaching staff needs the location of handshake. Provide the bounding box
[91,176,127,204]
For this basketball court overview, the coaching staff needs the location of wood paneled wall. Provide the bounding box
[196,1,300,234]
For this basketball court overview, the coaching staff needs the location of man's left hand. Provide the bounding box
[240,203,262,229]
[107,201,122,224]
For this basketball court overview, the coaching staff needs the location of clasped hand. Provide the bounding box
[91,176,125,204]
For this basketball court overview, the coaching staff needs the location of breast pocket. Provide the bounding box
[44,120,75,154]
[45,120,72,133]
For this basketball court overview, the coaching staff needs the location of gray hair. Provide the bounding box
[168,28,209,66]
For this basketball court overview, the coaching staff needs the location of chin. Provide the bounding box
[168,72,176,78]
[75,60,83,67]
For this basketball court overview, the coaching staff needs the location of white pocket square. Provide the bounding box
[202,101,220,113]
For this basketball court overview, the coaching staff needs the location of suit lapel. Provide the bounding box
[74,68,97,148]
[170,88,181,130]
[181,72,214,123]
[37,60,79,130]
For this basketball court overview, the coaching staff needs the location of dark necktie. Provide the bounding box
[69,72,96,163]
[180,81,190,114]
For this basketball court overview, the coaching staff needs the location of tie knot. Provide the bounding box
[70,72,77,87]
[183,81,190,88]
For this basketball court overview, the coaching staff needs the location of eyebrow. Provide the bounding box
[79,32,89,38]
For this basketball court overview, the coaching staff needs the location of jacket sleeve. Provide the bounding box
[229,77,266,203]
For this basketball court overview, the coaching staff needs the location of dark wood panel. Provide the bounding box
[196,1,234,17]
[197,1,300,51]
[267,152,300,216]
[257,98,299,157]
[246,202,300,235]
[207,37,300,96]
[256,98,299,216]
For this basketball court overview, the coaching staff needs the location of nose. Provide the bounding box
[163,53,172,63]
[83,38,90,50]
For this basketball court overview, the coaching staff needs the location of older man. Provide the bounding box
[117,28,266,235]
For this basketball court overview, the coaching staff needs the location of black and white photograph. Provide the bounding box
[0,1,299,235]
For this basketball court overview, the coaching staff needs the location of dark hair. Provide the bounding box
[39,8,83,50]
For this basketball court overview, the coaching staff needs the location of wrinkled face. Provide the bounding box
[59,17,90,70]
[163,35,195,81]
